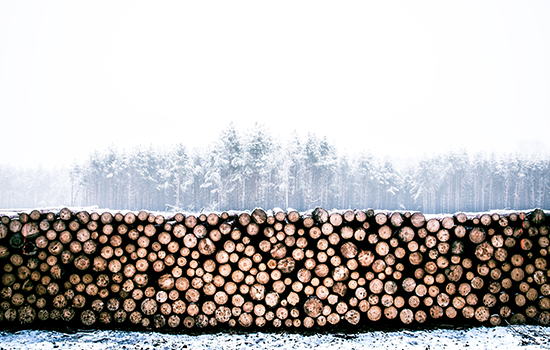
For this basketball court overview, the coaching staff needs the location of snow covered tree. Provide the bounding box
[2,123,548,213]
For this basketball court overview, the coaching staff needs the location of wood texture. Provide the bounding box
[0,207,548,330]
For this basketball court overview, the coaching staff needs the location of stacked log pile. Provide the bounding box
[0,207,548,330]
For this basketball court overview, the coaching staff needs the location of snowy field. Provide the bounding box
[1,326,550,350]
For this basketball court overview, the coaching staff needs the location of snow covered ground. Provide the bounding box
[0,326,549,350]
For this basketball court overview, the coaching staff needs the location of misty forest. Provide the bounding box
[1,123,549,214]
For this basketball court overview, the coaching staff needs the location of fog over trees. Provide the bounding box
[1,123,549,213]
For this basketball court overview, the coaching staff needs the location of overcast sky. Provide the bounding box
[1,1,549,168]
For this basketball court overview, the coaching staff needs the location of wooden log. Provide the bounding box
[341,210,354,223]
[410,212,426,228]
[313,207,329,224]
[238,212,251,227]
[530,209,546,225]
[469,227,485,244]
[329,212,343,227]
[390,212,403,228]
[373,212,387,226]
[304,297,323,318]
[286,209,300,223]
[425,219,440,233]
[475,242,494,261]
[367,305,382,321]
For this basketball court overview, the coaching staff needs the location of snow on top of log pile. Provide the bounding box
[0,206,193,219]
[0,206,548,220]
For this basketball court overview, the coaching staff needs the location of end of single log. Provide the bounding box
[528,209,545,225]
[313,208,329,224]
[286,209,300,223]
[390,212,403,227]
[303,297,323,318]
[248,208,267,225]
[59,208,73,221]
[22,223,40,239]
[374,212,388,226]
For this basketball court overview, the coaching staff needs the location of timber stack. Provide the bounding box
[0,207,548,330]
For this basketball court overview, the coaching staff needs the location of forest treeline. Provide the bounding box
[0,123,549,213]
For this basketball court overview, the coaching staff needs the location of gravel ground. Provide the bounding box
[1,326,549,350]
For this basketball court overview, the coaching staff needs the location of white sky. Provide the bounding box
[1,1,549,168]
